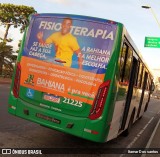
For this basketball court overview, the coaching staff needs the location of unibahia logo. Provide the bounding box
[24,74,35,86]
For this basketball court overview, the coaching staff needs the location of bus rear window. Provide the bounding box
[24,16,117,74]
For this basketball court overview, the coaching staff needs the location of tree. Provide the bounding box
[0,42,15,76]
[0,3,36,75]
[0,3,36,41]
[16,40,22,53]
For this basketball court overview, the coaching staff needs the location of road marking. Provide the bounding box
[119,117,154,157]
[141,118,160,157]
[148,110,155,112]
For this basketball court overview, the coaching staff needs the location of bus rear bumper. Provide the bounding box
[8,98,108,143]
[11,99,87,138]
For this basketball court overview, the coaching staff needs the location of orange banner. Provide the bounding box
[20,56,105,105]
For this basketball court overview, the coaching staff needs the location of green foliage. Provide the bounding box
[16,40,22,53]
[0,3,36,75]
[0,41,16,75]
[0,3,36,33]
[0,42,16,65]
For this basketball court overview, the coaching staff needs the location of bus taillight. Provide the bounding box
[89,80,110,120]
[13,62,21,98]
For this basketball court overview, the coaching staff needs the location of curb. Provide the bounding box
[0,81,11,84]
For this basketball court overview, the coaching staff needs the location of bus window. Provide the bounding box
[144,72,148,90]
[120,43,127,82]
[120,43,133,85]
[137,63,143,88]
[140,69,146,89]
[134,60,139,87]
[146,76,150,91]
[123,47,132,84]
[148,76,151,91]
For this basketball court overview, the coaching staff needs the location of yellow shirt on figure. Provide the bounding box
[46,32,80,67]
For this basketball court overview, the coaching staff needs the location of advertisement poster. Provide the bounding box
[20,15,117,105]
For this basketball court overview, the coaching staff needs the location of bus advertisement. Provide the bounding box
[21,15,116,106]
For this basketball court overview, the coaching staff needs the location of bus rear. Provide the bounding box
[8,13,119,142]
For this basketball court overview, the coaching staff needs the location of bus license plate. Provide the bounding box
[36,113,61,124]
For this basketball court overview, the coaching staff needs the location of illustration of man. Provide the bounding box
[37,17,83,69]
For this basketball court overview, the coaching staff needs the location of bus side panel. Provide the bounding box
[107,100,124,141]
[138,91,149,117]
[105,24,124,141]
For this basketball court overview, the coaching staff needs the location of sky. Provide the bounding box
[0,0,160,71]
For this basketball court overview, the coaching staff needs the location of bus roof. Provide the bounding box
[32,13,122,25]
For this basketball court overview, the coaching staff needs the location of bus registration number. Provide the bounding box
[63,97,83,108]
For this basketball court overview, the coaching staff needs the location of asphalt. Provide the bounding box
[148,118,160,148]
[1,78,159,156]
[141,118,160,157]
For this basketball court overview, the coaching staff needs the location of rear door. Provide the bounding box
[118,41,134,130]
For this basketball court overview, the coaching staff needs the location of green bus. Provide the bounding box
[8,13,153,143]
